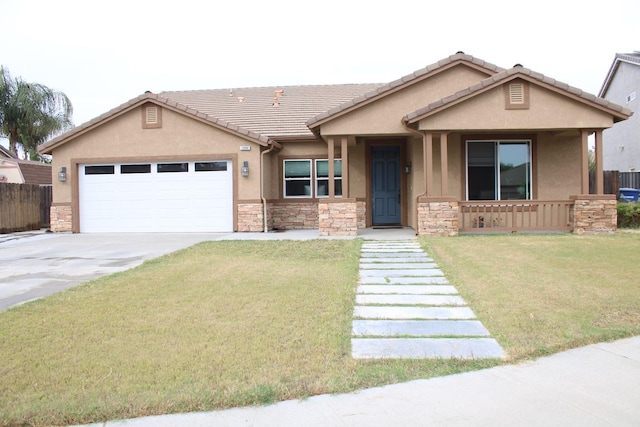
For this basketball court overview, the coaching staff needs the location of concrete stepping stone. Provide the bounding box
[360,269,444,277]
[351,338,505,359]
[352,320,490,337]
[359,276,449,285]
[360,248,424,253]
[360,257,434,263]
[360,262,438,269]
[356,285,458,295]
[360,252,430,259]
[356,294,466,306]
[354,306,476,320]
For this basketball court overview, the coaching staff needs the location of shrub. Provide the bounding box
[617,202,640,228]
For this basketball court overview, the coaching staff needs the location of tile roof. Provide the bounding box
[306,52,504,128]
[17,160,52,185]
[404,65,633,124]
[599,52,640,97]
[160,84,383,139]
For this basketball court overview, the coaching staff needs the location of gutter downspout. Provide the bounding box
[402,119,427,233]
[261,143,277,232]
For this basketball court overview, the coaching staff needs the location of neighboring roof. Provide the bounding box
[306,52,504,129]
[0,158,52,185]
[404,65,633,125]
[0,145,18,159]
[17,159,52,185]
[599,52,640,97]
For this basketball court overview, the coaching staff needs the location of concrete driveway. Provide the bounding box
[0,232,227,311]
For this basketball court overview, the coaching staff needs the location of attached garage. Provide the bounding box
[78,160,233,232]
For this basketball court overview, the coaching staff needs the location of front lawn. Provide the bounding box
[1,235,639,426]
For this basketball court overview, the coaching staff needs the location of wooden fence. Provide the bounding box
[0,183,52,233]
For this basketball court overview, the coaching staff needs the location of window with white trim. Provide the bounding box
[283,159,342,198]
[466,140,531,200]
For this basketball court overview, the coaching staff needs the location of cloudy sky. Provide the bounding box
[1,0,638,140]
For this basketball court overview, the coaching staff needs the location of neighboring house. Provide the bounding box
[0,145,52,185]
[599,52,639,172]
[39,53,631,236]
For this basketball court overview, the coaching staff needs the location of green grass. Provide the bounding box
[422,232,640,359]
[1,235,639,426]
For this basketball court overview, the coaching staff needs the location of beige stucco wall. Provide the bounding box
[418,84,615,131]
[536,132,582,199]
[0,162,24,183]
[50,104,265,204]
[320,65,492,136]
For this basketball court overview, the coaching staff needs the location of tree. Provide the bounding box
[0,66,73,160]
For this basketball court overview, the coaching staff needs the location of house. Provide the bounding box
[0,145,52,185]
[599,52,640,172]
[39,53,631,236]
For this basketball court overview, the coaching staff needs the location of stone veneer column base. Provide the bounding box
[417,197,459,236]
[570,195,617,234]
[319,199,358,236]
[50,204,73,232]
[237,202,265,232]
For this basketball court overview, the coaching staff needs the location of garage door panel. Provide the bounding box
[79,161,233,232]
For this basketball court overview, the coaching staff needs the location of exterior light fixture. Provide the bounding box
[58,166,67,182]
[241,161,249,177]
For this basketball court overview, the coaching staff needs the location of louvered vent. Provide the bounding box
[509,83,525,104]
[146,106,158,124]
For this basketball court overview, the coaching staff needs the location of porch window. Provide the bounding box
[283,159,342,198]
[466,140,531,200]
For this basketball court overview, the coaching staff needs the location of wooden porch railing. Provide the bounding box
[459,200,574,233]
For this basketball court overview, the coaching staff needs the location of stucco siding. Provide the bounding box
[536,132,582,199]
[418,85,615,131]
[51,106,263,204]
[320,66,491,136]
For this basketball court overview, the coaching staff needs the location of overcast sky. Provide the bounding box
[1,0,638,144]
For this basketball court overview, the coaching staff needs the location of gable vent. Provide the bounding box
[146,106,158,124]
[509,83,525,104]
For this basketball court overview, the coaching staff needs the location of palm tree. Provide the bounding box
[0,66,73,160]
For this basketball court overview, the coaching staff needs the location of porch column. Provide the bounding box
[595,129,604,194]
[580,130,590,194]
[341,136,349,198]
[440,132,449,196]
[424,132,433,196]
[328,137,335,198]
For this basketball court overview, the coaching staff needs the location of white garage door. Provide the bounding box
[78,161,233,232]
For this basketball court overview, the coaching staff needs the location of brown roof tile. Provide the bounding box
[16,160,52,185]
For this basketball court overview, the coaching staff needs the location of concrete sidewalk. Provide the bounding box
[75,336,640,427]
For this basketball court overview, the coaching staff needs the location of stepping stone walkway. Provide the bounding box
[352,240,505,359]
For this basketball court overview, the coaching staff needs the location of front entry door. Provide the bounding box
[371,146,401,225]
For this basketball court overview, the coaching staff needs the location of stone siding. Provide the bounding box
[356,200,366,229]
[269,202,318,230]
[570,196,617,234]
[417,198,459,236]
[237,202,264,232]
[50,204,73,232]
[318,200,358,236]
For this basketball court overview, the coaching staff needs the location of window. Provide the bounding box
[85,165,114,175]
[121,164,151,174]
[467,140,531,200]
[283,159,342,198]
[157,163,188,173]
[195,161,227,172]
[315,159,342,197]
[284,159,312,197]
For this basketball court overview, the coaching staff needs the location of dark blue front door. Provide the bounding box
[371,146,401,225]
